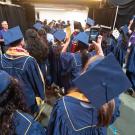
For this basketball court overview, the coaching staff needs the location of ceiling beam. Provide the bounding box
[12,0,102,7]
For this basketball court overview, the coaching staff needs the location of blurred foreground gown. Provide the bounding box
[126,32,135,90]
[114,35,128,67]
[0,53,45,112]
[13,110,46,135]
[47,96,120,135]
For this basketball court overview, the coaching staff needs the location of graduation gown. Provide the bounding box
[39,59,52,86]
[60,51,96,91]
[49,44,96,90]
[0,29,7,53]
[129,32,135,45]
[0,54,45,110]
[60,52,82,91]
[47,96,120,135]
[126,45,135,89]
[49,45,62,87]
[102,37,117,56]
[13,110,46,135]
[114,36,128,67]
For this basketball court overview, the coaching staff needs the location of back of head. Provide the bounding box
[25,29,38,39]
[0,71,28,134]
[74,21,83,31]
[25,29,49,64]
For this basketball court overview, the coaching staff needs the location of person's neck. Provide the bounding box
[3,28,8,31]
[67,90,89,102]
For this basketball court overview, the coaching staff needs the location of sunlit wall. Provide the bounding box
[35,5,89,27]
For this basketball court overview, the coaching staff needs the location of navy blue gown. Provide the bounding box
[49,43,96,91]
[60,51,95,91]
[13,110,46,135]
[102,37,117,56]
[0,29,6,53]
[0,54,45,112]
[39,59,52,86]
[114,35,128,67]
[126,45,135,90]
[60,52,82,91]
[49,45,62,87]
[47,96,120,135]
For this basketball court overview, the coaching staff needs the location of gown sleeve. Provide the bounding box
[26,57,45,100]
[13,111,46,135]
[47,101,64,135]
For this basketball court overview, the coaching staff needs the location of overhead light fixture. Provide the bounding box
[35,7,65,11]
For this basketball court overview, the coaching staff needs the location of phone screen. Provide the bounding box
[89,29,99,43]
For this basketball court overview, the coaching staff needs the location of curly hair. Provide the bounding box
[25,29,49,64]
[0,78,29,135]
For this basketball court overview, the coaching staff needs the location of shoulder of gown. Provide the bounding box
[47,96,107,135]
[13,110,46,135]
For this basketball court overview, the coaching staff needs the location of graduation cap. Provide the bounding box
[0,70,11,94]
[74,32,89,47]
[73,53,132,108]
[53,30,66,42]
[120,25,128,35]
[33,22,44,31]
[3,26,23,45]
[86,18,95,26]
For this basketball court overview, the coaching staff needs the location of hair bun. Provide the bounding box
[25,29,38,39]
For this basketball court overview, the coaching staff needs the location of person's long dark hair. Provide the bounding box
[74,41,90,69]
[25,29,49,64]
[0,78,29,135]
[74,21,83,32]
[38,28,48,44]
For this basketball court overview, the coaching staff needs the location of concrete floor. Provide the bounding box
[108,94,135,135]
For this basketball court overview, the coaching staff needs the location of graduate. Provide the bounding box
[49,30,70,88]
[25,28,51,86]
[97,25,113,56]
[84,17,95,36]
[50,29,103,92]
[110,29,120,53]
[60,32,90,91]
[60,32,104,91]
[0,26,45,113]
[0,21,9,53]
[47,53,132,135]
[114,25,129,67]
[69,21,83,52]
[0,70,46,135]
[126,26,135,95]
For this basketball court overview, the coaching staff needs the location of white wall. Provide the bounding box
[35,5,89,27]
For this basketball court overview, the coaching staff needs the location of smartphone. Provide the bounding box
[89,28,99,43]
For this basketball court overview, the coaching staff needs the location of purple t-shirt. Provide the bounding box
[0,29,7,39]
[129,32,135,45]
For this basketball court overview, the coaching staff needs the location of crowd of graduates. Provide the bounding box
[0,15,134,134]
